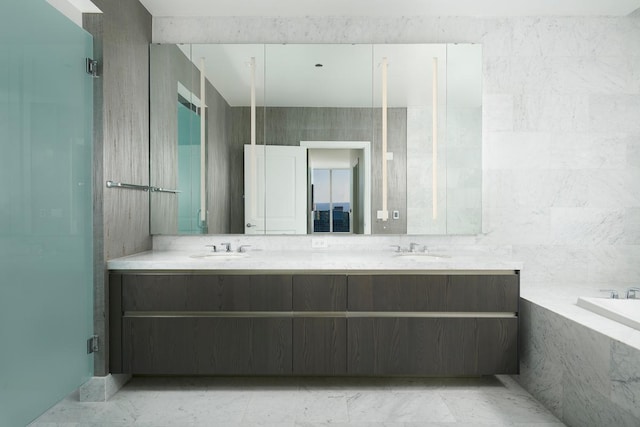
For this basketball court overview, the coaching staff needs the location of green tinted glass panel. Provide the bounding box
[177,101,201,233]
[0,1,94,425]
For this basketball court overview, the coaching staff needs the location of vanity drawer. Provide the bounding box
[347,274,519,312]
[293,275,347,311]
[123,317,292,375]
[121,274,292,311]
[348,317,518,375]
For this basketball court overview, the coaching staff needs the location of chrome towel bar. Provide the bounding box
[106,181,180,193]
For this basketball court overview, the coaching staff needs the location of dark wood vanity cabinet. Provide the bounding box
[110,272,519,376]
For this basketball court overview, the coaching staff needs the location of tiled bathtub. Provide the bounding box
[577,297,640,332]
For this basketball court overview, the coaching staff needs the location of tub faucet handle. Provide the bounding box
[626,287,640,299]
[599,289,619,299]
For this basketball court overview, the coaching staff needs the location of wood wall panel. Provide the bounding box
[86,0,152,376]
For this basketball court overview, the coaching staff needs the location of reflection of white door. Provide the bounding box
[244,145,307,234]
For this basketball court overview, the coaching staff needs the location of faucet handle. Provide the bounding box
[599,289,619,299]
[409,242,422,253]
[205,244,216,253]
[238,245,252,253]
[389,245,402,253]
[626,287,640,299]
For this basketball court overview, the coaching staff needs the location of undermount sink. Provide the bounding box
[190,252,247,260]
[394,252,450,260]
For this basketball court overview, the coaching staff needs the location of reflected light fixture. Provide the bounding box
[432,57,438,220]
[249,57,257,218]
[199,57,207,226]
[381,57,389,221]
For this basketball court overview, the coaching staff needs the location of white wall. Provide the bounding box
[153,15,640,291]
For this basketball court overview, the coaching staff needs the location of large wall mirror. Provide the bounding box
[150,43,482,235]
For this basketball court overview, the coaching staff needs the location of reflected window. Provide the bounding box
[312,168,351,233]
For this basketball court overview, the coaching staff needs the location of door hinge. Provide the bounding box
[85,58,99,78]
[87,335,99,354]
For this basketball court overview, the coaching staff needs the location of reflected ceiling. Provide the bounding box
[177,44,452,108]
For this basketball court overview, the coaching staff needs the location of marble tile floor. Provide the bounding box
[30,375,565,427]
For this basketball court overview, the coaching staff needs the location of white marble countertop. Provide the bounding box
[106,244,640,350]
[107,249,522,273]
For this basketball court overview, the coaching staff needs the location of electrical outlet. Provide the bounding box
[311,238,328,249]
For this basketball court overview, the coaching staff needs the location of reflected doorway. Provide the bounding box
[312,168,352,233]
[304,141,370,235]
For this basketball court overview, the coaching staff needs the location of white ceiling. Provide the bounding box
[139,0,640,17]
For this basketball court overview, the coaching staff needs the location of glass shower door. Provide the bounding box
[0,1,94,425]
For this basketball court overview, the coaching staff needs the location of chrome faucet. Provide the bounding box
[409,242,422,253]
[626,287,640,299]
[219,242,231,252]
[600,289,619,299]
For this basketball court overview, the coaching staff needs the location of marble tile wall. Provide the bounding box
[153,14,640,291]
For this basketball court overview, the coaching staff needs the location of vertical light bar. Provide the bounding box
[432,57,438,220]
[199,57,207,224]
[250,57,257,219]
[381,57,388,221]
[251,57,256,148]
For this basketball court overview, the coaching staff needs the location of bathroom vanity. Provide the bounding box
[108,249,520,377]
